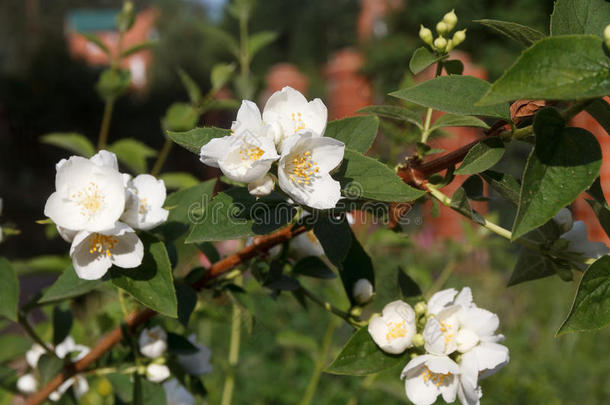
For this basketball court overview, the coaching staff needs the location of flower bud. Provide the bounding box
[139,326,168,359]
[442,10,458,31]
[115,1,135,33]
[412,333,425,348]
[248,174,275,197]
[419,25,434,46]
[605,24,610,48]
[146,364,171,383]
[553,208,574,234]
[451,29,467,47]
[353,279,374,305]
[436,21,449,35]
[368,300,417,354]
[445,39,455,52]
[17,374,38,394]
[414,301,427,316]
[434,36,448,52]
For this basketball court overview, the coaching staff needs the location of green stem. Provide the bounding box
[150,139,173,177]
[221,287,242,405]
[18,312,53,353]
[419,62,443,146]
[426,185,512,240]
[299,320,337,405]
[97,98,115,150]
[300,286,361,327]
[239,12,249,78]
[118,288,129,318]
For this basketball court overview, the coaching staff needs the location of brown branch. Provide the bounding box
[25,224,308,405]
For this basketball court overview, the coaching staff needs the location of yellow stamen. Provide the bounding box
[88,234,118,257]
[287,150,319,186]
[291,111,306,133]
[240,147,264,162]
[422,366,452,387]
[72,182,104,217]
[385,320,407,341]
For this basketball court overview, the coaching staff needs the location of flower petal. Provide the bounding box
[232,100,263,135]
[110,232,144,269]
[309,136,345,172]
[427,288,458,315]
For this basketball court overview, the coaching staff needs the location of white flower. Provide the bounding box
[553,208,574,234]
[401,354,460,405]
[277,132,345,209]
[291,230,325,258]
[456,342,509,405]
[25,344,46,368]
[139,326,168,359]
[49,375,89,402]
[248,174,276,197]
[19,337,90,401]
[163,379,195,405]
[44,151,126,232]
[177,334,213,376]
[69,222,143,280]
[353,279,374,305]
[231,100,271,139]
[17,374,38,394]
[121,174,169,230]
[147,364,171,383]
[200,131,279,183]
[368,300,417,354]
[262,86,327,152]
[562,221,610,261]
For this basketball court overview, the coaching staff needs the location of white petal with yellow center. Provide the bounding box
[368,300,416,354]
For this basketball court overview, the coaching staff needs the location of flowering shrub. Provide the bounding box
[1,0,610,404]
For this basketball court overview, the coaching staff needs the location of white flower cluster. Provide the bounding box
[200,86,346,210]
[138,326,212,405]
[368,288,509,405]
[44,150,169,280]
[17,337,90,401]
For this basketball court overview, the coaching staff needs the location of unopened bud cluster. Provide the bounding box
[419,10,466,54]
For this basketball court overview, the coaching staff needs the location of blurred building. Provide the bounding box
[65,7,157,89]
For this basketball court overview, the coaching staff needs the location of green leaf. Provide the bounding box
[157,180,216,242]
[314,215,352,267]
[430,114,490,132]
[211,63,236,92]
[175,282,197,327]
[585,98,610,135]
[38,354,64,385]
[159,172,199,190]
[96,68,130,101]
[550,0,610,36]
[121,41,156,58]
[481,170,521,205]
[52,306,73,346]
[79,32,110,55]
[461,175,488,201]
[391,75,510,120]
[325,116,379,153]
[186,188,296,243]
[337,149,426,202]
[478,35,610,106]
[0,259,19,322]
[12,255,71,275]
[40,133,96,158]
[39,266,103,304]
[508,248,557,286]
[397,267,422,298]
[443,60,464,75]
[111,234,178,318]
[107,139,157,174]
[558,255,610,334]
[474,19,545,47]
[107,373,133,403]
[167,332,199,355]
[276,330,318,357]
[339,229,375,306]
[162,103,199,133]
[201,25,239,58]
[450,187,485,225]
[409,47,443,75]
[292,256,336,279]
[139,378,167,405]
[326,327,405,376]
[512,108,602,240]
[167,127,231,154]
[177,69,203,105]
[455,138,505,175]
[0,334,31,363]
[357,105,423,128]
[248,31,277,57]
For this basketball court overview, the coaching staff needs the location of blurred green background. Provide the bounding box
[3,0,609,404]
